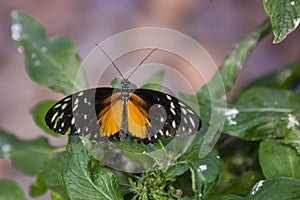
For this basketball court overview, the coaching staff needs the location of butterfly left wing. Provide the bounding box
[45,88,117,142]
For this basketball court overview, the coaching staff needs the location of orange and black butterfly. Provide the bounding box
[45,48,201,143]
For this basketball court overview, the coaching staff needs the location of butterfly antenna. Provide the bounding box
[95,44,125,79]
[127,48,158,80]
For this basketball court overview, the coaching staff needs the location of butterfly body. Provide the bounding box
[45,81,201,143]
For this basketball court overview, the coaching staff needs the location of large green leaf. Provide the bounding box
[245,177,300,200]
[263,0,300,43]
[11,11,88,94]
[0,179,26,200]
[223,87,300,143]
[63,136,123,200]
[0,129,55,175]
[259,140,300,179]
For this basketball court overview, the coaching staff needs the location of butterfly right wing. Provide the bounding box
[45,88,117,141]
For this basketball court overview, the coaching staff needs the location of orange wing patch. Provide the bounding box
[97,93,122,137]
[97,92,151,139]
[128,93,150,138]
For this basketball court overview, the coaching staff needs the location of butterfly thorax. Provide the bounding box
[121,79,130,102]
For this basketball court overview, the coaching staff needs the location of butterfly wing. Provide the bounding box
[129,89,201,143]
[45,87,201,143]
[45,88,120,141]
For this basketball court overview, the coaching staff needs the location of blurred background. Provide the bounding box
[0,0,299,199]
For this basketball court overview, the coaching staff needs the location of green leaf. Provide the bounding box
[245,177,300,199]
[259,140,300,179]
[44,154,70,200]
[0,179,26,200]
[63,136,123,200]
[244,61,300,90]
[165,163,189,180]
[141,70,165,90]
[31,155,69,199]
[0,129,55,175]
[183,151,219,198]
[31,100,63,137]
[263,0,300,43]
[29,172,47,197]
[11,11,88,94]
[223,87,300,141]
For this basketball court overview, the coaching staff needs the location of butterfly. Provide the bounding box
[45,47,201,144]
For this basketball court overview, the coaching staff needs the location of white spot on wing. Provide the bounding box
[170,102,175,109]
[61,103,68,110]
[170,108,176,115]
[181,108,187,115]
[179,102,186,107]
[189,116,195,128]
[51,112,58,122]
[78,92,84,96]
[54,104,61,108]
[166,130,170,136]
[71,118,75,125]
[64,97,71,102]
[172,120,176,128]
[74,98,79,105]
[166,95,171,100]
[160,117,164,122]
[159,130,163,135]
[72,104,78,111]
[183,117,188,124]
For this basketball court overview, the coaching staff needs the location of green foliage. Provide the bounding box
[63,136,123,200]
[259,140,300,179]
[0,129,55,176]
[1,5,300,200]
[263,0,300,43]
[11,11,88,94]
[0,179,26,200]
